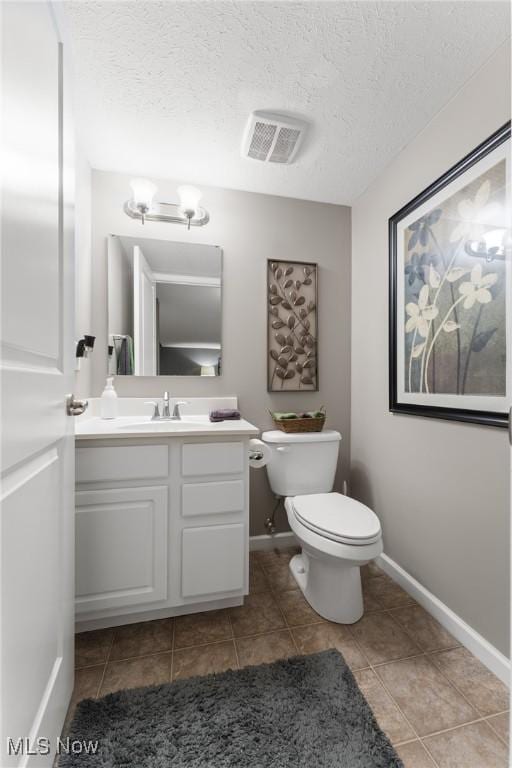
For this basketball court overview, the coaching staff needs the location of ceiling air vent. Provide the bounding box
[242,111,307,164]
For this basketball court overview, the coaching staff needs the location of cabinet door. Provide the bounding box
[182,442,244,476]
[181,523,245,598]
[75,486,168,614]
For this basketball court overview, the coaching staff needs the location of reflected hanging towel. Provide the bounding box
[118,336,134,375]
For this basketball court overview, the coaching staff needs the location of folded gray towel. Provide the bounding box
[210,409,241,422]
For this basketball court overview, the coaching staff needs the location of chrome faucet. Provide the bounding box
[172,401,188,420]
[162,391,171,419]
[145,394,188,421]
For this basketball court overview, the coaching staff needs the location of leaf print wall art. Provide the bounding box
[267,260,318,391]
[389,122,511,428]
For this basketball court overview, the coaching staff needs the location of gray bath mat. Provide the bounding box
[62,650,403,767]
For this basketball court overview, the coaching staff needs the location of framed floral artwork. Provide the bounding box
[267,259,318,391]
[389,122,511,428]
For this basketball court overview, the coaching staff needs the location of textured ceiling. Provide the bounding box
[61,1,510,204]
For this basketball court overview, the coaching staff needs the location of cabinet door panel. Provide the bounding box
[182,442,244,476]
[76,445,168,484]
[182,480,244,517]
[182,523,245,597]
[75,486,168,613]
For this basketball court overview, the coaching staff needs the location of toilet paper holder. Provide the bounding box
[249,448,265,462]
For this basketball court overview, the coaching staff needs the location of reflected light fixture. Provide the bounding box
[465,228,512,262]
[200,365,216,377]
[124,178,209,229]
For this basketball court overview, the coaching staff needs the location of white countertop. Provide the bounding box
[75,415,259,440]
[74,396,260,440]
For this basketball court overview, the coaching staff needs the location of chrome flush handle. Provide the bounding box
[66,394,89,416]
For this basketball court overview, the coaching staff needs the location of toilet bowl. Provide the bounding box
[285,492,382,623]
[261,429,383,624]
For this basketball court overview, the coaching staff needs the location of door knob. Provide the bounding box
[66,394,89,416]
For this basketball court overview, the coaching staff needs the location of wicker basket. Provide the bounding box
[271,407,326,434]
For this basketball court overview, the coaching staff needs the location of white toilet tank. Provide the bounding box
[261,430,341,497]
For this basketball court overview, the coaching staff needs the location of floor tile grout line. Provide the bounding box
[258,568,306,655]
[370,650,428,668]
[393,737,421,748]
[344,623,372,669]
[96,633,115,699]
[75,661,110,671]
[272,587,300,653]
[227,612,241,670]
[418,712,510,741]
[484,714,510,748]
[170,619,176,682]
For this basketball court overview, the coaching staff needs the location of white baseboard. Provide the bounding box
[249,532,298,552]
[377,553,511,687]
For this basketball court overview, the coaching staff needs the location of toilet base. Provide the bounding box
[289,551,364,624]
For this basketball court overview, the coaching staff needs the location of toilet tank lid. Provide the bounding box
[261,429,341,444]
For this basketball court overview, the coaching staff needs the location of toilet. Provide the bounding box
[261,429,383,624]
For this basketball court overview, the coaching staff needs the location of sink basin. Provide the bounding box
[117,419,207,431]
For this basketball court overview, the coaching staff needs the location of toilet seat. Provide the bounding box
[291,492,381,546]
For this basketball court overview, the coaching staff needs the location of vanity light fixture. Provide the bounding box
[124,178,209,229]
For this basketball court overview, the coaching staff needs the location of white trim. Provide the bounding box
[249,532,298,552]
[153,272,220,287]
[160,342,221,350]
[76,595,243,632]
[377,553,511,687]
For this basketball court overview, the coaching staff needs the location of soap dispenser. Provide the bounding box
[100,377,118,419]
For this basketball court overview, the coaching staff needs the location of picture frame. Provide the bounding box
[267,259,318,392]
[389,122,511,428]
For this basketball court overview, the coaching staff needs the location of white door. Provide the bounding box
[133,245,157,375]
[1,3,75,765]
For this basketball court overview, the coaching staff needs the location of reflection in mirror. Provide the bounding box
[107,235,222,376]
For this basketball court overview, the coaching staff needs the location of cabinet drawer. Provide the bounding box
[182,442,244,477]
[76,445,168,484]
[182,480,244,517]
[181,523,245,597]
[75,485,168,613]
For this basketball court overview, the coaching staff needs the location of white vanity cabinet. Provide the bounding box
[74,435,252,630]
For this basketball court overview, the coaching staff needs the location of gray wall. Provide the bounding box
[74,147,93,398]
[351,42,511,655]
[89,170,352,535]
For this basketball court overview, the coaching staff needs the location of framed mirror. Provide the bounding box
[107,235,222,376]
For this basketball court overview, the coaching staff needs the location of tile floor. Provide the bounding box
[72,548,509,768]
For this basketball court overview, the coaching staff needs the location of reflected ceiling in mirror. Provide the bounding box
[107,235,222,376]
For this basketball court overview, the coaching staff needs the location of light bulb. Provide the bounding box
[130,178,157,212]
[177,185,202,217]
[482,228,507,251]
